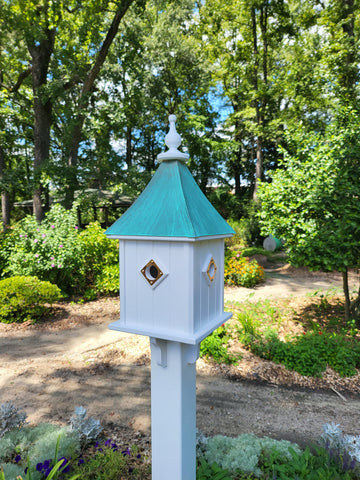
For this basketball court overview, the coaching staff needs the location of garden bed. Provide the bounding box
[0,265,359,453]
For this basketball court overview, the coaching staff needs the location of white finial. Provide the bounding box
[157,114,189,163]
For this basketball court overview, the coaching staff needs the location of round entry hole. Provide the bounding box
[141,259,164,286]
[149,265,159,279]
[207,258,217,282]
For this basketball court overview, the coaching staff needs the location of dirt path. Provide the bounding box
[0,266,359,449]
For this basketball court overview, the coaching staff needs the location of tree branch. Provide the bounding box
[0,67,32,93]
[81,0,135,101]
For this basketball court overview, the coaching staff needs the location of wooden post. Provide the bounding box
[150,338,199,480]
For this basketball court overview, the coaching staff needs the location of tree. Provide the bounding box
[2,0,141,223]
[257,107,360,324]
[98,0,220,192]
[0,2,34,228]
[198,0,295,200]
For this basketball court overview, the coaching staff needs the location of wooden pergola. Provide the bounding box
[13,189,133,227]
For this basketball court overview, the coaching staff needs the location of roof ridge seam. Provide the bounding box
[176,162,197,237]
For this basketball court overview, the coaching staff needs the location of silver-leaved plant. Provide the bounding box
[0,403,28,437]
[70,406,103,447]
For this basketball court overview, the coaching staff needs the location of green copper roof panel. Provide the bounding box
[105,160,234,239]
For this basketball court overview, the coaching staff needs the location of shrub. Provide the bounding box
[250,331,360,378]
[224,255,264,287]
[94,264,119,295]
[0,276,63,323]
[200,325,241,366]
[78,222,118,292]
[3,205,84,293]
[201,433,301,477]
[261,444,354,479]
[226,202,263,247]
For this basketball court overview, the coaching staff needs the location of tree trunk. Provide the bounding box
[350,290,360,327]
[340,0,356,94]
[342,269,351,322]
[0,145,10,230]
[252,3,268,201]
[232,121,243,198]
[253,135,263,200]
[126,124,132,169]
[28,27,55,223]
[65,0,136,209]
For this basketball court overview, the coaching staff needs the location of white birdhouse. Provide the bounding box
[105,115,234,345]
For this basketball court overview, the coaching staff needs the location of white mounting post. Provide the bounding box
[150,338,200,480]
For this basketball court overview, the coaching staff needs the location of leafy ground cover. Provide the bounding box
[223,291,360,379]
[200,288,360,395]
[1,402,359,480]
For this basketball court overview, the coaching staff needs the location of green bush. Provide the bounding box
[0,276,63,323]
[261,445,354,479]
[250,331,360,378]
[3,209,120,295]
[226,202,263,248]
[94,264,119,295]
[200,325,241,365]
[3,205,84,293]
[79,222,118,293]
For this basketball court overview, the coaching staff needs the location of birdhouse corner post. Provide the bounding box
[105,114,235,480]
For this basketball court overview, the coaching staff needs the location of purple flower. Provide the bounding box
[37,228,40,232]
[34,239,38,243]
[43,460,51,469]
[51,225,55,229]
[59,244,63,248]
[137,454,141,459]
[122,448,131,456]
[42,234,46,238]
[35,254,39,258]
[36,462,43,472]
[19,234,23,238]
[15,454,21,463]
[51,263,55,268]
[78,457,85,466]
[51,256,54,260]
[58,264,62,268]
[105,439,111,446]
[75,226,79,230]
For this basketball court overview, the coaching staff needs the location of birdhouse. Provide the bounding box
[105,115,234,345]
